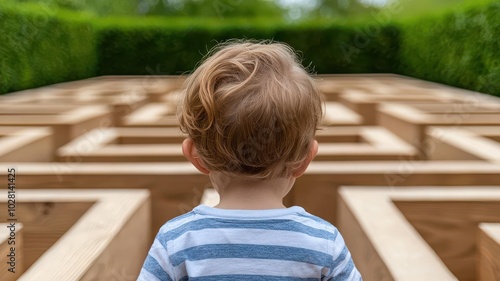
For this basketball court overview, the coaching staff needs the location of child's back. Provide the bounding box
[141,205,359,280]
[138,40,362,281]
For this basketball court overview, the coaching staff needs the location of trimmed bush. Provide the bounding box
[93,19,277,76]
[94,18,400,76]
[1,1,497,97]
[0,2,97,94]
[397,1,500,96]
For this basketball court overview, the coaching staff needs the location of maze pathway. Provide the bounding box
[0,74,499,280]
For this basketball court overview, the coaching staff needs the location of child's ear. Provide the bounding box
[182,138,210,175]
[292,140,318,178]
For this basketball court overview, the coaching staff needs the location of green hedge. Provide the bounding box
[397,1,500,96]
[0,2,97,94]
[94,18,399,76]
[1,1,498,97]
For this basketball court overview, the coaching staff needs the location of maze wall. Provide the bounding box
[0,189,149,281]
[1,74,499,280]
[338,187,500,281]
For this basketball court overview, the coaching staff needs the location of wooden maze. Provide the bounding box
[0,74,499,280]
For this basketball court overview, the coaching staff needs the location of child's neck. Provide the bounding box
[213,176,294,210]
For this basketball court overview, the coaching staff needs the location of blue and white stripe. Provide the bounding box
[138,205,362,281]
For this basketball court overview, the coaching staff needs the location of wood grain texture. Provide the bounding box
[0,223,23,281]
[0,106,112,149]
[0,74,499,281]
[337,90,378,125]
[339,187,500,281]
[337,196,394,281]
[2,162,500,230]
[377,103,428,150]
[0,164,209,234]
[338,187,458,281]
[58,126,416,162]
[0,202,93,269]
[315,127,416,161]
[428,127,500,162]
[0,127,53,162]
[14,189,150,281]
[478,224,500,281]
[395,201,500,281]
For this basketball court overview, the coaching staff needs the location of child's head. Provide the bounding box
[178,40,323,181]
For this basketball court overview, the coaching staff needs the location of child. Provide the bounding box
[137,40,362,281]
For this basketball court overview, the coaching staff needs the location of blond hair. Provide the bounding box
[178,40,323,179]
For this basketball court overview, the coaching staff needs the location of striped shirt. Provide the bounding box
[138,204,362,281]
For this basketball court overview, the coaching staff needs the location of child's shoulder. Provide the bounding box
[296,210,332,224]
[294,209,340,233]
[157,210,198,234]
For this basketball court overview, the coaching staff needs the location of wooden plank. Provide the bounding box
[2,162,500,228]
[378,103,500,152]
[122,103,178,128]
[0,189,151,281]
[478,223,500,281]
[395,201,500,281]
[58,126,416,162]
[71,144,185,162]
[1,176,112,270]
[337,90,378,125]
[338,187,458,281]
[108,95,149,126]
[428,127,500,162]
[322,102,363,126]
[0,106,112,149]
[0,104,80,114]
[377,103,429,149]
[0,127,53,162]
[404,102,500,114]
[339,187,500,281]
[337,196,394,281]
[0,202,93,270]
[315,126,363,143]
[57,128,186,162]
[0,223,23,281]
[0,164,209,233]
[116,127,185,144]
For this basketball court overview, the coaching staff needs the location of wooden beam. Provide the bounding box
[1,189,151,281]
[428,127,500,162]
[0,223,23,281]
[0,106,112,149]
[338,187,500,281]
[478,223,500,281]
[0,127,53,162]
